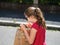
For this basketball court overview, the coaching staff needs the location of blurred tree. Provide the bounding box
[8,0,17,3]
[19,0,22,3]
[22,0,33,4]
[38,0,60,5]
[0,0,60,5]
[0,0,7,2]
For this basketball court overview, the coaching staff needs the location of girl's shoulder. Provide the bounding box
[31,22,38,27]
[31,22,39,30]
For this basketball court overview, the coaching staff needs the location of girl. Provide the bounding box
[20,7,46,45]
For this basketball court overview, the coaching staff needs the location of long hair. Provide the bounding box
[24,7,46,29]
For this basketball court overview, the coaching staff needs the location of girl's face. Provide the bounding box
[25,15,37,23]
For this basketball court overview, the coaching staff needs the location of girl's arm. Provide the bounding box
[24,28,37,44]
[20,24,37,44]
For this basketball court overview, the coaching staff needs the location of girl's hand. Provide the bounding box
[20,24,26,32]
[25,22,32,28]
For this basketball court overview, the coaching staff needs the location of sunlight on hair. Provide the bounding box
[29,7,36,10]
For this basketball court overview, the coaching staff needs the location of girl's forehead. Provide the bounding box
[24,13,31,18]
[25,15,28,18]
[24,13,27,17]
[25,15,27,17]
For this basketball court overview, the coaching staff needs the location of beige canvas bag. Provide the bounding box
[14,28,30,45]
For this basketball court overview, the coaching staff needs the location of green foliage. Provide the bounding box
[2,0,17,3]
[39,0,60,5]
[59,3,60,5]
[22,0,33,4]
[0,0,60,5]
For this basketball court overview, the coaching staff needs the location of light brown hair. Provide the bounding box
[24,7,46,29]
